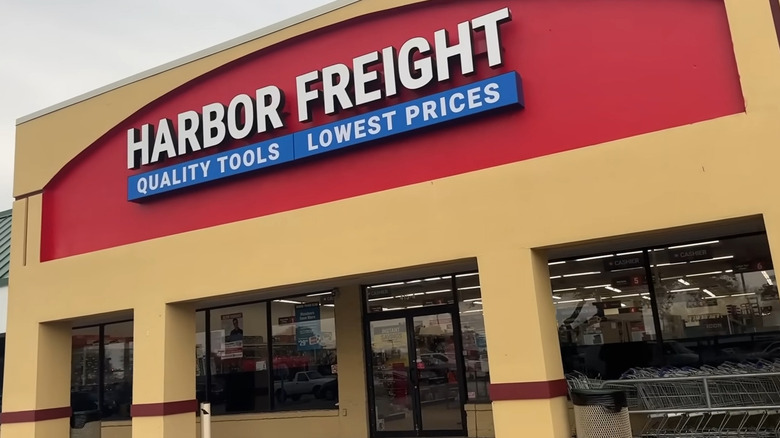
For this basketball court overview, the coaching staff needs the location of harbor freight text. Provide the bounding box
[126,8,512,170]
[128,73,523,200]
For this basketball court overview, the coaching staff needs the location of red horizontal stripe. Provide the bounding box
[489,379,568,401]
[0,406,72,424]
[130,399,198,417]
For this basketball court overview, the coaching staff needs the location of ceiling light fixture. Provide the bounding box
[690,255,735,264]
[563,271,601,278]
[575,254,614,261]
[583,284,612,289]
[667,240,720,249]
[762,271,774,286]
[686,271,723,278]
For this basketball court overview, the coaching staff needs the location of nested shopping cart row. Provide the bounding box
[567,360,780,437]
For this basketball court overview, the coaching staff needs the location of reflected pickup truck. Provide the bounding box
[274,371,336,402]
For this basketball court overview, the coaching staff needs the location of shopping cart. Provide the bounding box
[566,360,780,437]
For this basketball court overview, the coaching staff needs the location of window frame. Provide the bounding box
[196,289,337,415]
[71,319,133,422]
[549,230,776,372]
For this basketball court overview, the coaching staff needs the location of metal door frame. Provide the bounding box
[362,276,469,438]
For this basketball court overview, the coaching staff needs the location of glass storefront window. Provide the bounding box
[456,272,490,402]
[551,232,780,380]
[71,322,133,421]
[271,292,338,410]
[196,310,207,407]
[365,276,454,313]
[209,303,269,415]
[102,322,133,420]
[650,236,778,340]
[71,327,101,416]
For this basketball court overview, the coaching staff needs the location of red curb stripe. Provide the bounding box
[130,399,198,417]
[489,379,568,401]
[0,406,72,424]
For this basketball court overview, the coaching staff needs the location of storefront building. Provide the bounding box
[4,0,780,437]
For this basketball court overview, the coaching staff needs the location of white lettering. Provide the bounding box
[368,116,381,135]
[467,87,482,109]
[307,133,319,151]
[177,111,201,155]
[450,93,466,112]
[256,85,285,132]
[160,172,172,189]
[422,101,438,121]
[268,143,280,160]
[150,119,177,164]
[354,119,367,139]
[136,177,148,195]
[202,103,227,148]
[435,21,475,81]
[334,124,352,143]
[322,63,354,115]
[229,153,241,170]
[227,94,255,140]
[127,125,152,169]
[471,8,511,67]
[382,110,396,130]
[296,70,321,123]
[320,130,333,148]
[406,105,420,125]
[353,52,382,106]
[484,83,500,104]
[199,161,210,177]
[217,156,228,173]
[398,37,434,90]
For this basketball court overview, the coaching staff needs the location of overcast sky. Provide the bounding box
[0,0,336,211]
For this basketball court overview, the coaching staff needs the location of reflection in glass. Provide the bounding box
[71,327,101,416]
[551,233,780,380]
[271,292,338,411]
[209,303,269,414]
[370,318,414,432]
[550,252,656,378]
[195,311,207,406]
[651,235,779,342]
[366,276,454,313]
[456,272,490,402]
[102,321,133,420]
[414,313,462,431]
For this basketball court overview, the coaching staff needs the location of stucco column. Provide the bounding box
[0,319,72,438]
[334,284,369,437]
[478,248,570,438]
[131,302,197,438]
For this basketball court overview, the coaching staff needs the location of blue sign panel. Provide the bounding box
[295,303,322,351]
[128,136,295,200]
[128,72,523,200]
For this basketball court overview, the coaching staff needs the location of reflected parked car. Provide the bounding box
[314,378,338,401]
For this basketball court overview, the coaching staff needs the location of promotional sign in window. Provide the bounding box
[295,304,322,351]
[221,313,244,358]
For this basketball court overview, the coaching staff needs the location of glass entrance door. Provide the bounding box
[368,312,465,437]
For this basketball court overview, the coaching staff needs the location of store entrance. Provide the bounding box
[366,309,466,437]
